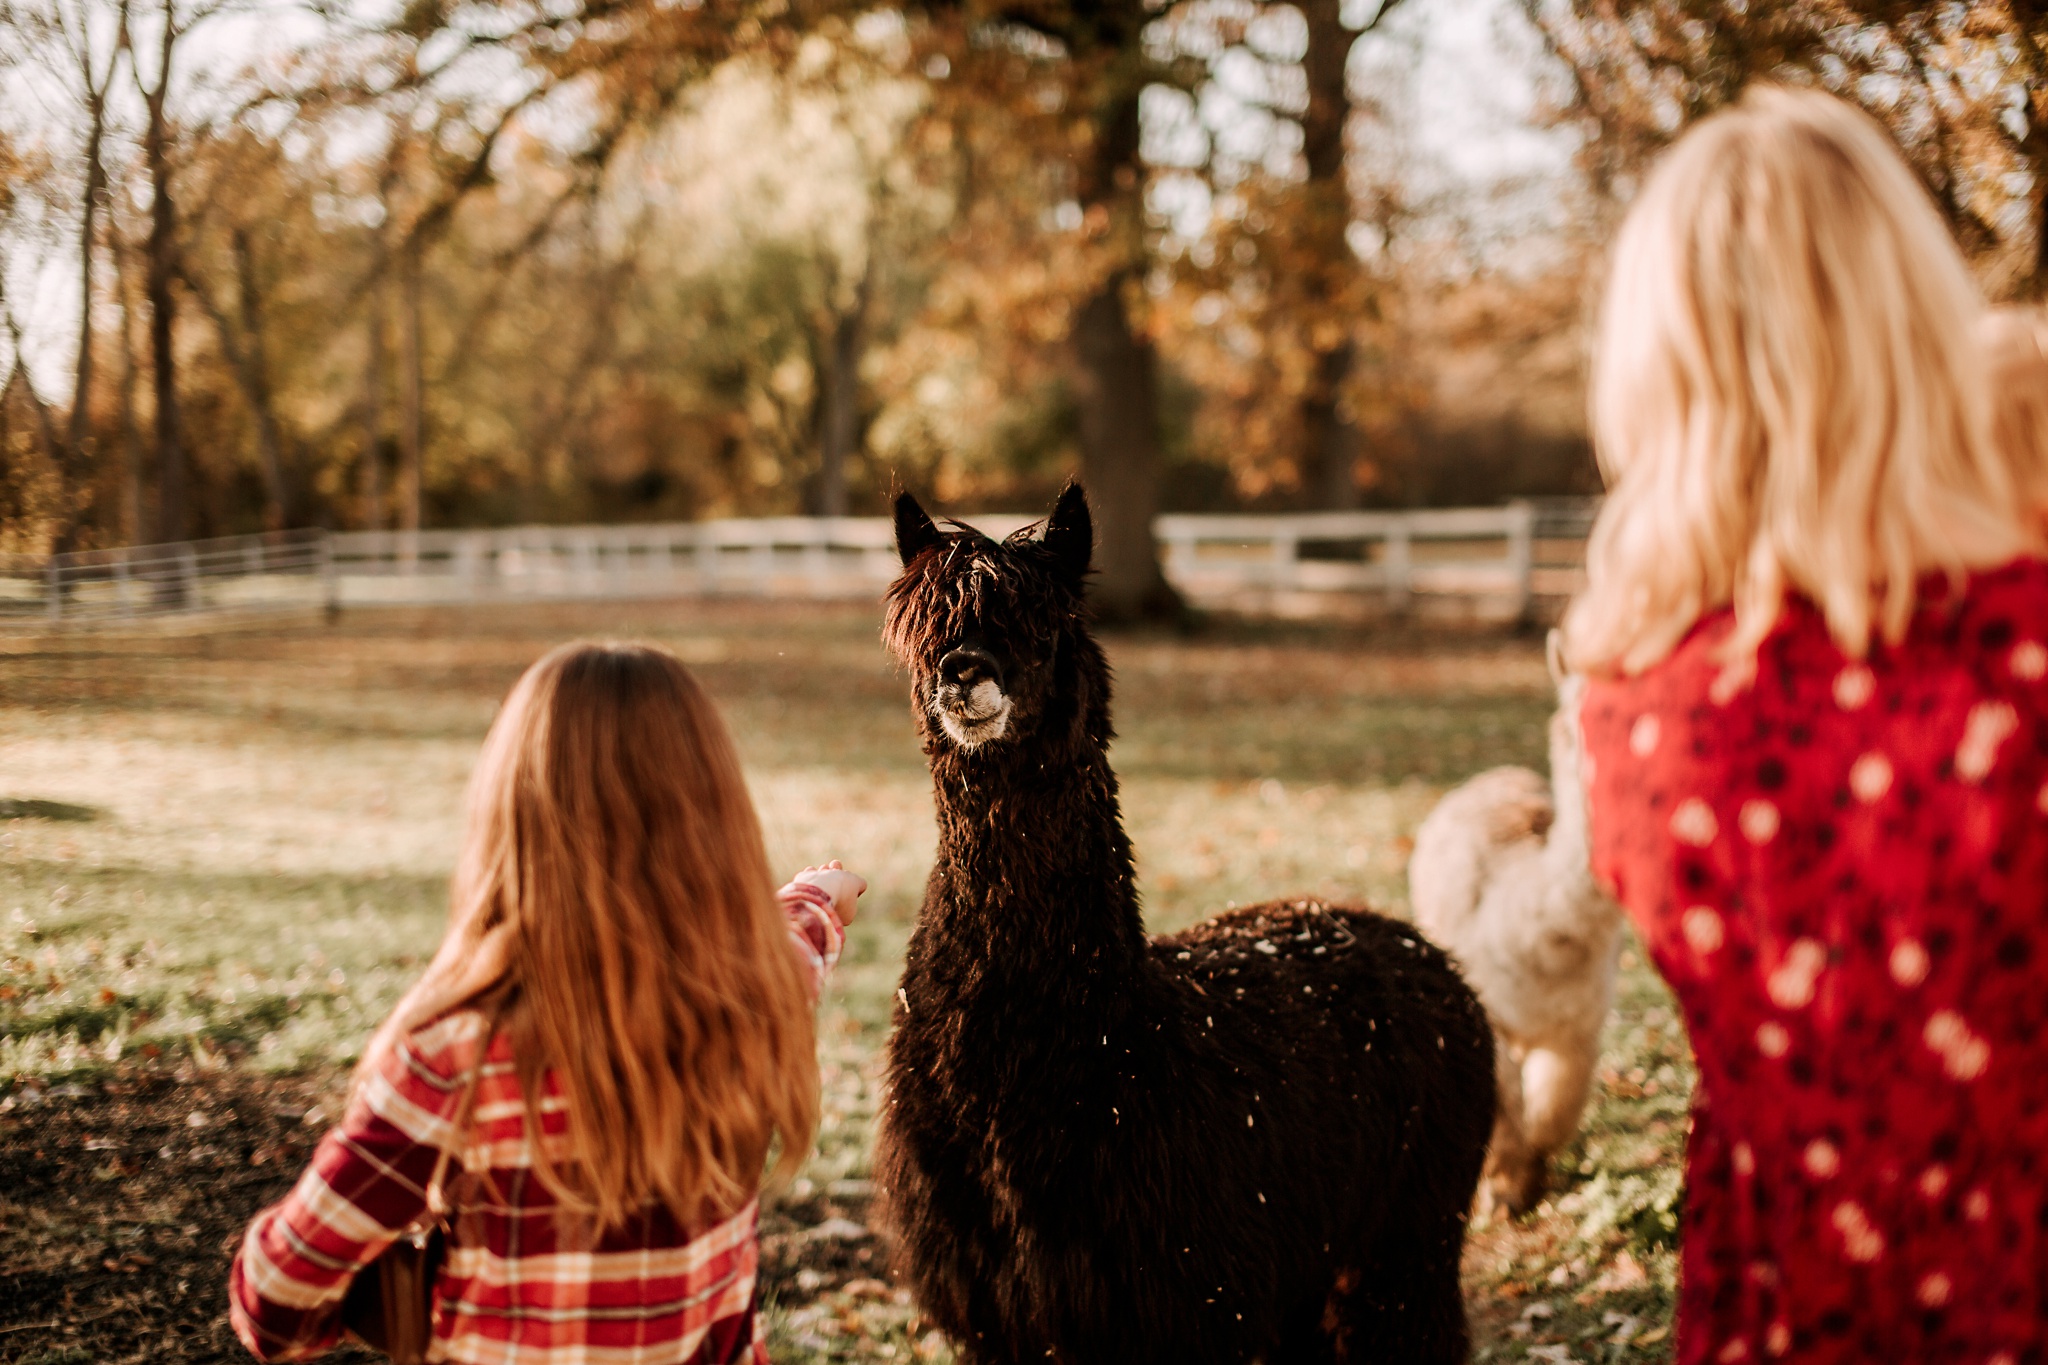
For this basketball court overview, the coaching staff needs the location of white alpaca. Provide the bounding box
[1408,633,1623,1216]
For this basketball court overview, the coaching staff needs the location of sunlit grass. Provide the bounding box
[0,602,1684,1361]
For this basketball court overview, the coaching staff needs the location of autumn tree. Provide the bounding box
[0,0,133,548]
[0,137,70,553]
[1525,0,2048,297]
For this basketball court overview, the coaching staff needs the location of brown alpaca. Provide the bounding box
[873,484,1496,1365]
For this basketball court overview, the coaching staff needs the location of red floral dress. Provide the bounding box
[1582,561,2048,1365]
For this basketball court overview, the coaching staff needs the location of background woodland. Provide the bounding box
[3,0,2047,616]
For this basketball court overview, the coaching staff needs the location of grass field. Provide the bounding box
[0,601,1690,1364]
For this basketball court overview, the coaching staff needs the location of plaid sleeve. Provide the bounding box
[227,1013,483,1362]
[778,882,846,996]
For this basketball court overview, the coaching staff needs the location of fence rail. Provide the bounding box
[0,530,334,626]
[0,501,1594,631]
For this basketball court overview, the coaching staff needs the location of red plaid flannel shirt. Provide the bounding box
[229,883,844,1364]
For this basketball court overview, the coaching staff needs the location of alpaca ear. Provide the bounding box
[895,491,942,566]
[1043,482,1093,581]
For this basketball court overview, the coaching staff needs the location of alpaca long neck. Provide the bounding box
[1542,716,1595,889]
[925,742,1148,978]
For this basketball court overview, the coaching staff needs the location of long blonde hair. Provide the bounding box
[1979,306,2048,521]
[358,641,819,1226]
[1564,85,2036,683]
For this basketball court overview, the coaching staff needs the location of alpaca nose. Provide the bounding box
[939,648,1001,691]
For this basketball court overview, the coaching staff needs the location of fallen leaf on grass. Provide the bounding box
[1602,1310,1644,1345]
[805,1217,870,1242]
[1595,1249,1648,1292]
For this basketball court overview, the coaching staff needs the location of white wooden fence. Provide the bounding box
[0,502,1592,631]
[1161,506,1537,614]
[0,530,335,626]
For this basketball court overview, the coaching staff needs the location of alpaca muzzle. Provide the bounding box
[932,648,1012,748]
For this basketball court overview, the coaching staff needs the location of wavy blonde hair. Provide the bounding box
[1563,85,2036,684]
[357,641,819,1227]
[1980,306,2048,521]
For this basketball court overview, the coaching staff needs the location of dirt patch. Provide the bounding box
[0,1070,374,1364]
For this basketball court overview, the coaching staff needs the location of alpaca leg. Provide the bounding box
[1480,1031,1542,1218]
[1520,1039,1598,1158]
[1337,1203,1472,1365]
[1271,1269,1358,1365]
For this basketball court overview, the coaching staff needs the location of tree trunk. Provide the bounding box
[230,229,293,527]
[1069,41,1179,623]
[814,267,868,518]
[1301,0,1352,204]
[114,232,145,544]
[142,28,185,548]
[1297,0,1363,509]
[1073,274,1176,622]
[1300,340,1362,508]
[399,241,424,538]
[361,282,385,531]
[61,88,109,549]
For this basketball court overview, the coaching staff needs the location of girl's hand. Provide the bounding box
[792,860,866,925]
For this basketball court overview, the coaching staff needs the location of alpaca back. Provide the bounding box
[1410,764,1554,951]
[1410,677,1622,1045]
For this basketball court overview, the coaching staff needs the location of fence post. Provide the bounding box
[696,526,717,594]
[180,544,200,611]
[317,531,340,620]
[1506,499,1535,624]
[1271,533,1298,591]
[804,522,831,594]
[1163,530,1196,586]
[1386,521,1412,614]
[117,548,134,619]
[45,555,61,623]
[472,532,492,599]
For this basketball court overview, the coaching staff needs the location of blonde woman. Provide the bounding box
[230,642,864,1363]
[1980,306,2048,523]
[1570,88,2048,1363]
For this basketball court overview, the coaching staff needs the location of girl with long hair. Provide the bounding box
[229,641,865,1363]
[1570,87,2048,1362]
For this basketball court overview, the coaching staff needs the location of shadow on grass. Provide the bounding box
[0,798,100,822]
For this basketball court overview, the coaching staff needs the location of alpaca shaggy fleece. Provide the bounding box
[1410,644,1623,1217]
[873,484,1496,1365]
